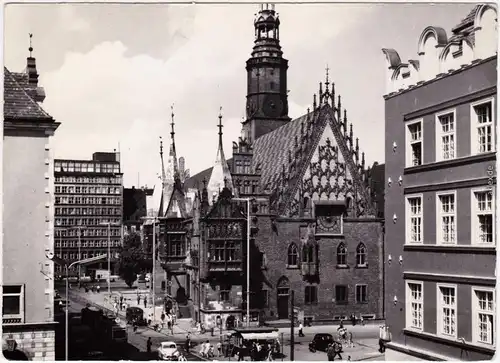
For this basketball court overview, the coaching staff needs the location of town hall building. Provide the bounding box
[153,4,385,328]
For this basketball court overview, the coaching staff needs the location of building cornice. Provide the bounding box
[404,176,495,194]
[403,86,496,121]
[404,244,496,255]
[404,152,496,175]
[4,119,60,136]
[403,271,496,286]
[383,56,497,100]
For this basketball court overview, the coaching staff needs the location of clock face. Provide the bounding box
[263,94,284,118]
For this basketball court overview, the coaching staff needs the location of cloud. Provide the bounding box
[26,2,474,212]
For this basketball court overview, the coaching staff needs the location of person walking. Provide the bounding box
[332,340,343,361]
[185,334,191,353]
[137,295,141,306]
[146,337,152,353]
[298,322,305,337]
[143,297,147,309]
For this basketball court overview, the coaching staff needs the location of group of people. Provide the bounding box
[235,341,278,361]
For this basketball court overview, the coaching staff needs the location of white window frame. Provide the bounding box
[471,286,495,347]
[436,191,457,245]
[470,97,495,155]
[406,119,424,167]
[405,194,424,244]
[2,285,25,323]
[435,108,457,161]
[471,187,496,246]
[436,283,458,339]
[405,280,424,331]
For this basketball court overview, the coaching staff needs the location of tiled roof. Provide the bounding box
[253,112,311,188]
[184,108,317,192]
[452,5,480,33]
[4,67,53,120]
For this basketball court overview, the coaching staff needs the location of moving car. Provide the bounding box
[158,341,180,361]
[309,333,335,353]
[126,307,146,326]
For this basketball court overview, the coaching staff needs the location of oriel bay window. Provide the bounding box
[209,241,241,262]
[167,234,186,257]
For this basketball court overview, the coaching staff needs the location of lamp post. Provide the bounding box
[48,253,107,361]
[141,216,159,324]
[100,221,121,296]
[232,197,254,327]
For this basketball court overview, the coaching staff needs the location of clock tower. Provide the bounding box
[243,4,291,143]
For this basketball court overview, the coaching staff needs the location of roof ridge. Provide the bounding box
[4,67,53,120]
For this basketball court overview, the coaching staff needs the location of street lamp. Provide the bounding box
[73,226,87,279]
[141,216,160,324]
[232,197,254,327]
[46,253,107,361]
[100,221,121,296]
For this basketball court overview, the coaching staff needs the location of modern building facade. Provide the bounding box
[153,4,386,329]
[2,48,60,359]
[53,152,123,277]
[382,4,497,360]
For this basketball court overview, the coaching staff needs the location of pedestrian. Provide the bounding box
[146,337,152,353]
[185,334,191,353]
[378,338,386,353]
[96,285,100,293]
[137,295,141,306]
[178,354,187,361]
[144,297,147,309]
[350,313,356,326]
[360,315,364,326]
[332,340,343,361]
[348,332,354,348]
[217,341,222,356]
[120,295,124,305]
[298,321,304,337]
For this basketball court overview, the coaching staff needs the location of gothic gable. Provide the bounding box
[268,104,375,218]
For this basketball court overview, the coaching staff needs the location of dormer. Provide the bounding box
[473,4,498,60]
[417,26,448,81]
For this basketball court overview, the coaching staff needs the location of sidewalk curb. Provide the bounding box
[354,353,385,361]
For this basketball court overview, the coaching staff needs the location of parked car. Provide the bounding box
[158,341,180,361]
[309,333,335,353]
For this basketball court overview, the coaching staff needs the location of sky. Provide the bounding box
[4,1,476,209]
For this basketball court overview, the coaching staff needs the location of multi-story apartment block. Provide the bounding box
[3,47,60,359]
[53,152,123,277]
[382,4,497,360]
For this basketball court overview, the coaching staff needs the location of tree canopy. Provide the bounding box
[117,232,151,287]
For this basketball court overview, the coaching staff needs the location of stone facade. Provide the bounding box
[3,51,60,359]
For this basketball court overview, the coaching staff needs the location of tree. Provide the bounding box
[118,232,147,287]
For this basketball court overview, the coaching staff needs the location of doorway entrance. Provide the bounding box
[276,277,290,319]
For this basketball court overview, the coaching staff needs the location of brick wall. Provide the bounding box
[2,327,55,361]
[255,215,384,320]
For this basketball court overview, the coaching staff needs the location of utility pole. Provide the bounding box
[141,216,160,324]
[290,290,295,361]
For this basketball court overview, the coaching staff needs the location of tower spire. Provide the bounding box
[207,108,233,204]
[29,33,33,57]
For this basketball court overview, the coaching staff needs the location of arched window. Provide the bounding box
[356,243,367,266]
[287,243,298,266]
[337,243,347,265]
[277,276,290,296]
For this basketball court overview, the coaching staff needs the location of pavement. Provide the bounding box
[66,283,384,361]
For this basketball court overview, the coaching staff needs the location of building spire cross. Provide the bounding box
[159,136,163,157]
[218,106,224,138]
[170,104,175,139]
[29,33,33,57]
